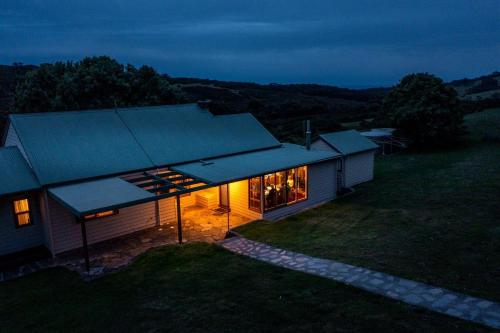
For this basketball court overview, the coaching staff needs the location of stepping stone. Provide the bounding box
[404,294,423,304]
[477,300,493,309]
[218,236,500,330]
[370,279,384,286]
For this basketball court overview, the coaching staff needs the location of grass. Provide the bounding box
[1,108,499,332]
[237,108,500,302]
[0,243,493,332]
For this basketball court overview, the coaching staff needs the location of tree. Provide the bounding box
[383,73,465,148]
[13,56,185,113]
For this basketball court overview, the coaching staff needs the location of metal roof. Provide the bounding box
[48,177,155,217]
[117,106,280,166]
[46,144,339,216]
[0,147,41,196]
[9,109,155,186]
[360,128,396,138]
[319,130,378,155]
[9,104,280,186]
[171,143,341,184]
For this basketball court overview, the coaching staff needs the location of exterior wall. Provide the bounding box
[38,192,54,251]
[48,197,159,254]
[312,139,375,188]
[0,193,45,256]
[180,182,261,220]
[344,151,375,187]
[263,160,337,221]
[229,180,262,220]
[178,187,217,213]
[4,123,31,167]
[158,197,177,226]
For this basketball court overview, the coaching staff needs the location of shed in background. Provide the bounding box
[312,130,378,188]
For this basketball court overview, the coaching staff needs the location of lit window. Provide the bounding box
[262,166,308,211]
[249,177,262,212]
[13,198,32,227]
[296,166,308,201]
[84,210,118,220]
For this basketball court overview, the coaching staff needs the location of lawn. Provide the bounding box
[0,244,492,332]
[237,108,500,302]
[1,109,498,332]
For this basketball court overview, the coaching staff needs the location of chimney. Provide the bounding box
[305,120,311,150]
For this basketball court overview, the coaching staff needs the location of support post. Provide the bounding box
[226,184,230,231]
[154,183,160,227]
[79,217,90,272]
[176,195,182,244]
[155,200,160,227]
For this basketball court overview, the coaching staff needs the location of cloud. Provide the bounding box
[0,0,498,86]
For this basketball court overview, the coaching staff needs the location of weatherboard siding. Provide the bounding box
[48,197,159,254]
[263,161,337,221]
[159,197,177,226]
[229,180,262,220]
[4,123,31,167]
[345,151,375,187]
[0,194,44,256]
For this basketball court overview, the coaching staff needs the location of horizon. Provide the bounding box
[3,61,497,90]
[1,1,499,87]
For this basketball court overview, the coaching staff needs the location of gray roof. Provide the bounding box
[172,143,340,184]
[9,104,280,186]
[319,130,378,155]
[117,105,280,166]
[0,147,41,196]
[48,177,155,217]
[9,109,155,186]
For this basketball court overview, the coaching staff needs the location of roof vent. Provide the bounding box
[199,159,214,166]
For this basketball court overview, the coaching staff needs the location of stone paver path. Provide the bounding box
[1,209,250,282]
[220,236,500,329]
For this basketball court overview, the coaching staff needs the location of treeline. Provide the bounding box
[1,57,498,145]
[13,56,185,114]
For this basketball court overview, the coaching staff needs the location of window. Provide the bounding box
[249,176,262,212]
[83,210,118,220]
[252,166,308,212]
[13,198,32,227]
[296,166,307,201]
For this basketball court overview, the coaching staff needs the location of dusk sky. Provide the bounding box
[1,0,499,87]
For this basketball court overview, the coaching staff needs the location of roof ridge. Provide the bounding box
[113,109,158,168]
[8,103,203,118]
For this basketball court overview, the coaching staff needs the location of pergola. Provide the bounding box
[49,168,225,272]
[123,168,215,239]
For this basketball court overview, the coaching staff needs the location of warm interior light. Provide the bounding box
[13,198,31,226]
[84,210,117,220]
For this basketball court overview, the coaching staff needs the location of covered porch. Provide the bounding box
[48,172,258,272]
[47,144,338,272]
[178,185,254,243]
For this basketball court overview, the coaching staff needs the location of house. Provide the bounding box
[1,104,351,269]
[311,130,378,188]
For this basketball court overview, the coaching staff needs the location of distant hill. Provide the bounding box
[448,72,500,100]
[1,63,499,143]
[168,77,388,141]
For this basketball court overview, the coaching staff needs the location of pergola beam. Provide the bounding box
[121,169,212,203]
[137,179,166,188]
[145,172,186,190]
